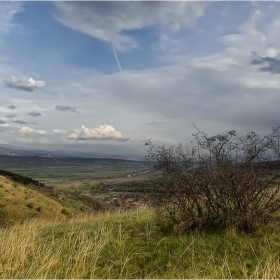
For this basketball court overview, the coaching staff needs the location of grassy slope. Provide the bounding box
[0,175,70,224]
[1,170,280,278]
[0,207,280,278]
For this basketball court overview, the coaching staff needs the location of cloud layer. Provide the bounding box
[53,1,207,52]
[2,2,280,158]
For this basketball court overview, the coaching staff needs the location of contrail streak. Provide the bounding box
[113,48,122,72]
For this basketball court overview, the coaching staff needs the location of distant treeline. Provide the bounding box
[95,180,153,193]
[0,169,44,187]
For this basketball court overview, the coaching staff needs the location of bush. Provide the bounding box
[61,208,69,215]
[147,125,280,233]
[0,169,45,187]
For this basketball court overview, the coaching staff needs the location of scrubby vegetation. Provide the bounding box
[0,169,44,187]
[147,125,280,232]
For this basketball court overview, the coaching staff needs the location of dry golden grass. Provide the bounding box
[0,207,280,278]
[0,175,71,223]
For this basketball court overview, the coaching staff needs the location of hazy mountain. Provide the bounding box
[0,145,143,160]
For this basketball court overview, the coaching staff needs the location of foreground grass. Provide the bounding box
[0,207,280,278]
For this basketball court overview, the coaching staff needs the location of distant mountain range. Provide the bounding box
[0,144,142,160]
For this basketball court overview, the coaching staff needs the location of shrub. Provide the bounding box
[0,169,45,187]
[61,208,69,215]
[147,125,280,233]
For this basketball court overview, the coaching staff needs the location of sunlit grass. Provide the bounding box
[0,207,280,278]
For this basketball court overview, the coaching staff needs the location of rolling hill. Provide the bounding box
[0,175,69,225]
[0,169,108,226]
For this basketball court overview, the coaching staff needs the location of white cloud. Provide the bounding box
[53,1,208,52]
[3,76,45,92]
[0,2,22,35]
[68,124,129,141]
[53,129,66,134]
[20,126,46,135]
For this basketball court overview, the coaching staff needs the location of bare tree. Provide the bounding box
[147,125,280,232]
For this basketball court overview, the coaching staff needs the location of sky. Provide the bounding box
[1,1,280,158]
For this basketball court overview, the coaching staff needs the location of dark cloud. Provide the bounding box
[7,104,18,110]
[12,119,28,124]
[251,53,280,74]
[55,105,77,112]
[47,91,59,95]
[3,76,45,91]
[6,114,17,118]
[0,120,6,124]
[28,110,41,117]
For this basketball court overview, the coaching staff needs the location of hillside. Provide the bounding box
[0,175,72,225]
[0,208,280,278]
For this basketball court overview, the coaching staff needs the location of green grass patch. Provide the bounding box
[0,208,280,278]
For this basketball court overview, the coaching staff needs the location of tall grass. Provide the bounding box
[0,207,280,278]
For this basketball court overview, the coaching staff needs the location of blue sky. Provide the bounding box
[1,1,280,158]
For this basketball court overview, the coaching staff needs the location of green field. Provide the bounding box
[0,155,153,211]
[0,156,149,182]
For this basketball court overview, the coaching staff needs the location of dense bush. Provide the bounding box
[0,169,44,187]
[147,125,280,232]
